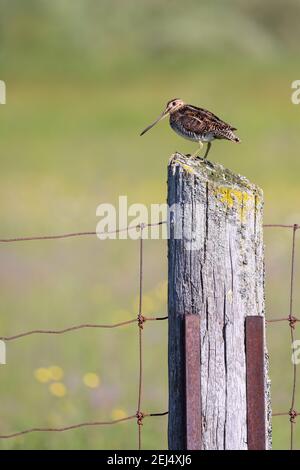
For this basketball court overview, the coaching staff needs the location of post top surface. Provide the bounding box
[169,152,262,196]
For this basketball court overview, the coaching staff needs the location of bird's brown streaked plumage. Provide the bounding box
[171,104,240,142]
[140,98,240,159]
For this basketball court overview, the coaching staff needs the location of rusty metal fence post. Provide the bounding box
[245,316,267,450]
[185,315,202,450]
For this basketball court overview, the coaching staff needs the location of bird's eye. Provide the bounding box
[172,101,176,106]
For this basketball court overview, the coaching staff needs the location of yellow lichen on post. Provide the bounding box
[214,186,256,223]
[170,154,197,175]
[180,163,196,175]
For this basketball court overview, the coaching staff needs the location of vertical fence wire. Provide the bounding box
[288,225,297,450]
[137,223,144,450]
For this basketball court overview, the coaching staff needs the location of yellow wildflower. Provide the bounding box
[49,382,67,397]
[83,372,100,388]
[34,368,51,383]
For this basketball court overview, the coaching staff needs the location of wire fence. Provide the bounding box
[0,221,168,449]
[0,221,298,449]
[265,224,299,450]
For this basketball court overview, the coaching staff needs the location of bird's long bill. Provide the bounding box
[140,110,168,136]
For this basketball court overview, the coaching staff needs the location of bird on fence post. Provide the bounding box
[140,98,240,159]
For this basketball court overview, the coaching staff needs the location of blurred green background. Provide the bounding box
[0,0,299,450]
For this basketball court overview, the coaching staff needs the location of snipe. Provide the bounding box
[140,98,240,159]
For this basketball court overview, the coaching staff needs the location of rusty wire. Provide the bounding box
[0,221,166,243]
[264,224,300,229]
[267,317,299,325]
[265,223,299,450]
[0,412,168,440]
[0,411,168,439]
[0,416,137,439]
[0,315,167,342]
[136,223,144,450]
[0,222,168,448]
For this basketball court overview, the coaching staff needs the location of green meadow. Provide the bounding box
[0,1,299,449]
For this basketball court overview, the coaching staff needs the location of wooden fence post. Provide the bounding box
[167,153,270,450]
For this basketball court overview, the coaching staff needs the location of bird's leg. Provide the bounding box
[203,142,212,159]
[191,141,203,158]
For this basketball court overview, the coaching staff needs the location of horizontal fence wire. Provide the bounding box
[265,224,299,450]
[0,221,166,243]
[0,412,169,440]
[0,222,168,448]
[0,221,297,244]
[0,315,168,342]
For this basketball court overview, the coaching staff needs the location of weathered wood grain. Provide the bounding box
[167,153,270,450]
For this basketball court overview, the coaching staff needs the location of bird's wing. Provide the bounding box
[186,105,237,131]
[173,107,208,134]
